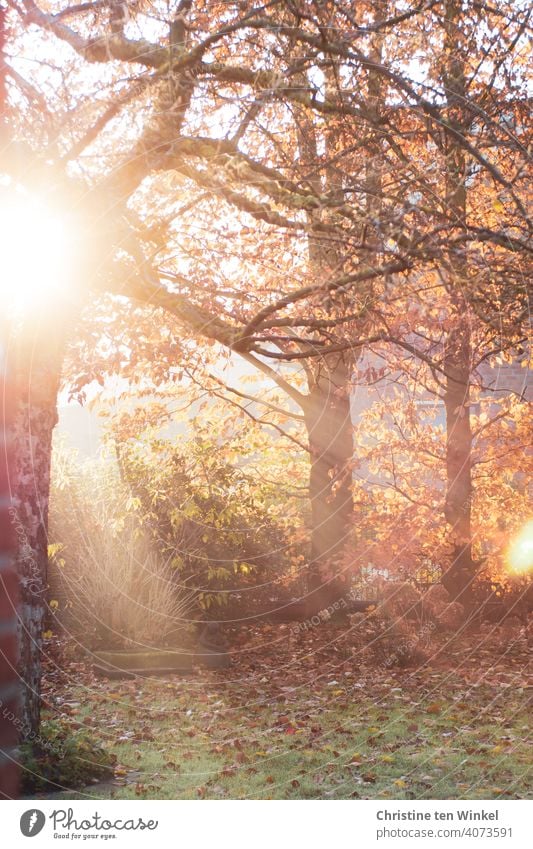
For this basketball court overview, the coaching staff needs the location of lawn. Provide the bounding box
[33,623,532,800]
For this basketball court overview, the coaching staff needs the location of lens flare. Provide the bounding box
[506,520,533,575]
[0,188,71,313]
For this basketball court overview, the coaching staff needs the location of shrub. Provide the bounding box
[49,454,195,649]
[111,421,304,614]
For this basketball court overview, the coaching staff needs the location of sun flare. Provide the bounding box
[0,189,71,312]
[506,520,533,575]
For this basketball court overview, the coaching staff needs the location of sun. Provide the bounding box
[506,520,533,575]
[0,187,71,312]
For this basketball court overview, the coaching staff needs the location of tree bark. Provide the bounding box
[0,319,21,797]
[292,82,355,613]
[303,355,353,612]
[9,314,64,739]
[293,11,386,614]
[442,308,475,599]
[440,0,475,601]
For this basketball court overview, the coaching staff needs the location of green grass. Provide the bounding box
[33,630,532,800]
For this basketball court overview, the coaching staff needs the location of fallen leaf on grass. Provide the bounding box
[114,766,128,777]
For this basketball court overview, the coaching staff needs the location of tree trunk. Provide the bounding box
[440,0,475,602]
[0,319,20,798]
[294,79,355,614]
[442,309,475,600]
[9,315,64,739]
[303,355,353,612]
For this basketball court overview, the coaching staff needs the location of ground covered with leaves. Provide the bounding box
[30,622,532,800]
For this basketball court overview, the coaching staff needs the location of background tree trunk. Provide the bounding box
[293,75,355,612]
[443,308,474,599]
[295,11,386,613]
[304,355,353,612]
[441,0,475,601]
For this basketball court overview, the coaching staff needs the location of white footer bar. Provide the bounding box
[2,799,531,848]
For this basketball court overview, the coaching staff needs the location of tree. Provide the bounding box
[2,0,530,735]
